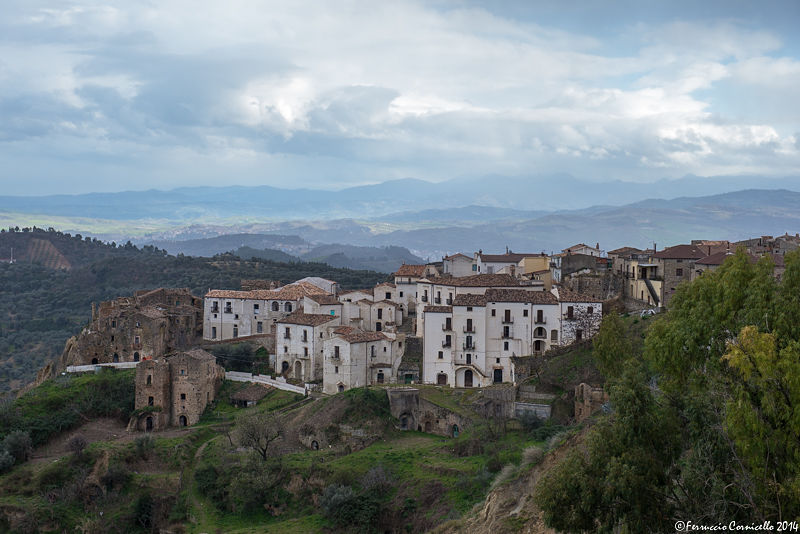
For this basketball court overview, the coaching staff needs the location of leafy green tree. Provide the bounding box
[592,312,633,378]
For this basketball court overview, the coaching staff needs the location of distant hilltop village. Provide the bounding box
[40,234,799,432]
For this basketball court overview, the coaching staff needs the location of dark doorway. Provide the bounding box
[112,353,119,363]
[424,421,432,433]
[452,425,459,438]
[404,374,412,384]
[311,440,319,450]
[493,369,503,383]
[133,352,140,362]
[464,369,473,388]
[281,361,289,374]
[377,371,384,384]
[179,415,188,427]
[91,358,98,365]
[437,373,447,385]
[294,361,302,380]
[338,384,345,393]
[145,417,153,431]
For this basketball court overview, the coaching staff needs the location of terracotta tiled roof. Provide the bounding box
[608,246,642,255]
[424,273,521,288]
[277,312,338,327]
[424,305,453,313]
[477,252,542,263]
[307,294,341,305]
[339,289,372,296]
[334,326,356,335]
[373,299,399,308]
[697,251,759,266]
[652,244,706,260]
[556,287,603,303]
[205,281,327,301]
[395,264,427,277]
[452,294,488,307]
[338,330,388,343]
[484,288,558,304]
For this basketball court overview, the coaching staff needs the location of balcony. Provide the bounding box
[224,307,233,314]
[442,340,452,348]
[421,295,428,303]
[283,334,291,340]
[463,325,476,333]
[446,298,453,305]
[501,318,514,324]
[462,342,477,350]
[434,297,442,304]
[442,324,452,332]
[211,305,219,313]
[534,317,547,325]
[501,330,513,339]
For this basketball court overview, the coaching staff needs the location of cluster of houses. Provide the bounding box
[62,234,798,430]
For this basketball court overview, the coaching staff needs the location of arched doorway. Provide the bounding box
[338,384,344,393]
[133,352,140,362]
[91,358,98,365]
[464,369,473,388]
[112,353,119,363]
[294,361,302,380]
[145,417,153,431]
[399,412,414,431]
[179,415,188,427]
[281,361,289,374]
[424,421,432,433]
[452,424,459,438]
[534,340,543,352]
[311,440,319,450]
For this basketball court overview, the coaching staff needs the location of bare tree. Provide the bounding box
[236,412,284,461]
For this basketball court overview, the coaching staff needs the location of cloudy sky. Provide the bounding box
[1,0,799,195]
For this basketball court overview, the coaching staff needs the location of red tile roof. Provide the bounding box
[424,273,521,287]
[277,312,338,327]
[556,287,603,303]
[337,330,388,343]
[652,244,707,260]
[307,294,341,305]
[484,288,558,304]
[395,264,427,277]
[452,294,488,307]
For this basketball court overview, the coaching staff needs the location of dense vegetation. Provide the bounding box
[535,249,800,529]
[0,227,388,393]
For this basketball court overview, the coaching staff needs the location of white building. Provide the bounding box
[322,327,403,394]
[275,312,340,382]
[442,253,474,277]
[422,287,601,388]
[562,243,605,258]
[474,251,545,275]
[393,264,437,314]
[203,281,330,340]
[415,273,543,336]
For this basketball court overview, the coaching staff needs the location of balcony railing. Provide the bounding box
[224,307,233,314]
[283,334,291,339]
[534,317,547,324]
[442,324,452,331]
[463,326,475,333]
[501,318,514,324]
[421,296,428,302]
[434,297,442,304]
[446,298,453,305]
[442,340,452,348]
[463,342,477,350]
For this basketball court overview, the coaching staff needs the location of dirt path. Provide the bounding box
[30,417,196,464]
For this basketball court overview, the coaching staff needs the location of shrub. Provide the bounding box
[134,435,155,458]
[521,445,545,467]
[100,464,130,491]
[134,492,154,529]
[0,448,14,472]
[68,435,88,457]
[320,483,381,528]
[3,430,32,463]
[361,465,393,492]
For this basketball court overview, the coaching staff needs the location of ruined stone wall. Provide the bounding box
[574,382,608,423]
[168,353,223,426]
[132,360,171,431]
[563,272,623,301]
[386,388,470,437]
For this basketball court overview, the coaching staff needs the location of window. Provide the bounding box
[257,322,263,334]
[399,291,403,297]
[302,330,308,342]
[676,268,683,276]
[334,346,340,358]
[587,306,593,315]
[385,292,391,299]
[467,306,473,311]
[371,346,376,357]
[111,319,116,328]
[377,308,383,319]
[445,317,452,330]
[503,341,509,350]
[383,346,387,352]
[567,306,574,319]
[335,366,338,373]
[135,321,141,328]
[576,329,583,341]
[472,264,477,271]
[398,342,402,348]
[181,369,185,375]
[496,358,500,363]
[147,375,152,385]
[212,326,217,339]
[254,303,260,314]
[284,327,291,339]
[148,396,154,406]
[211,302,219,313]
[444,334,452,347]
[284,346,288,353]
[180,393,186,400]
[272,301,279,311]
[284,302,292,312]
[523,309,528,317]
[233,326,238,338]
[234,314,239,319]
[224,302,232,313]
[134,335,140,345]
[304,347,308,357]
[438,351,443,359]
[491,309,496,316]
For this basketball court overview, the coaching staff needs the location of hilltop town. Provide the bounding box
[35,232,798,433]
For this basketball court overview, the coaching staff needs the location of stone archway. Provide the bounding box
[464,369,474,388]
[91,358,98,365]
[179,415,188,427]
[112,353,119,363]
[133,352,140,362]
[399,412,415,431]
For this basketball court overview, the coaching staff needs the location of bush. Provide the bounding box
[0,448,14,472]
[320,484,381,528]
[521,445,545,467]
[134,435,155,458]
[361,465,393,492]
[100,464,130,491]
[3,430,32,463]
[134,492,154,529]
[68,435,88,457]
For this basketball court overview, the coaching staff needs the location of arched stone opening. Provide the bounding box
[179,415,188,427]
[133,352,140,362]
